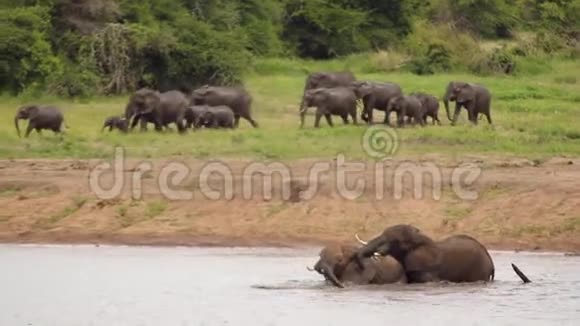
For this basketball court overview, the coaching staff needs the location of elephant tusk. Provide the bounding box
[306,266,316,272]
[355,233,368,245]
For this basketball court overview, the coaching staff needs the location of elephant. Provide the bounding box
[125,88,188,133]
[308,236,407,288]
[300,87,358,128]
[14,105,65,138]
[410,92,441,125]
[351,224,531,284]
[351,81,403,125]
[191,86,257,128]
[184,105,210,129]
[443,81,492,125]
[386,95,425,127]
[200,106,235,129]
[299,71,356,114]
[102,115,128,133]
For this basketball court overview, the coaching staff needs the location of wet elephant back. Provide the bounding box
[371,255,407,284]
[436,235,495,282]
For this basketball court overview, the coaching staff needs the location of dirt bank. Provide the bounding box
[1,156,580,252]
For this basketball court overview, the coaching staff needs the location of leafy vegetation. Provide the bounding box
[1,0,579,97]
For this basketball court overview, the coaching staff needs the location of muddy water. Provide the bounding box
[0,245,579,326]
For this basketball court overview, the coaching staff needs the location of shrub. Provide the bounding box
[469,47,517,75]
[0,6,60,94]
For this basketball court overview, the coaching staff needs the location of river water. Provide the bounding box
[0,245,579,326]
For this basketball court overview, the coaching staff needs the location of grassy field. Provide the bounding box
[0,57,579,160]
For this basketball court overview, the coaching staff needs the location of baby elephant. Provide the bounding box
[411,92,441,125]
[102,115,128,133]
[308,236,406,288]
[185,105,210,129]
[387,95,425,127]
[15,105,65,138]
[201,106,235,129]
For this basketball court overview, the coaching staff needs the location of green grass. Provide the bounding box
[145,200,167,218]
[1,57,579,160]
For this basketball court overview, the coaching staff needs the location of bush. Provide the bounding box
[407,43,452,75]
[46,62,101,98]
[469,47,517,75]
[0,6,60,94]
[403,21,478,74]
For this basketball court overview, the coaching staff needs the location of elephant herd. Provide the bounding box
[299,71,493,128]
[13,85,258,137]
[117,86,258,134]
[309,224,530,288]
[13,70,493,137]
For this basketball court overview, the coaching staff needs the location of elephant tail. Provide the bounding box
[511,263,531,283]
[490,268,495,281]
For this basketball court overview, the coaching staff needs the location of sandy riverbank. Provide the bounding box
[1,156,579,252]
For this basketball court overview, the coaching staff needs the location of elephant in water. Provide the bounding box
[443,81,492,125]
[14,105,65,137]
[308,235,406,288]
[125,88,188,133]
[352,224,531,284]
[300,87,358,128]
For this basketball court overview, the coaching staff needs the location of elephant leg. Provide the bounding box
[154,119,163,132]
[24,124,34,138]
[360,112,368,123]
[325,114,334,127]
[109,125,113,132]
[140,118,148,132]
[434,114,441,125]
[314,111,323,128]
[367,109,374,125]
[341,114,349,125]
[466,104,477,125]
[365,98,376,125]
[398,108,406,128]
[234,114,241,128]
[384,110,391,126]
[417,113,425,127]
[36,128,42,135]
[452,102,461,126]
[485,112,493,125]
[243,115,259,128]
[176,120,186,134]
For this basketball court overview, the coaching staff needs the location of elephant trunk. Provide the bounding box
[354,236,389,270]
[443,96,453,122]
[14,115,21,138]
[317,261,344,288]
[299,97,308,128]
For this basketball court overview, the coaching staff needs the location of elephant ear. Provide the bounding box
[25,105,40,119]
[457,83,475,103]
[141,91,161,113]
